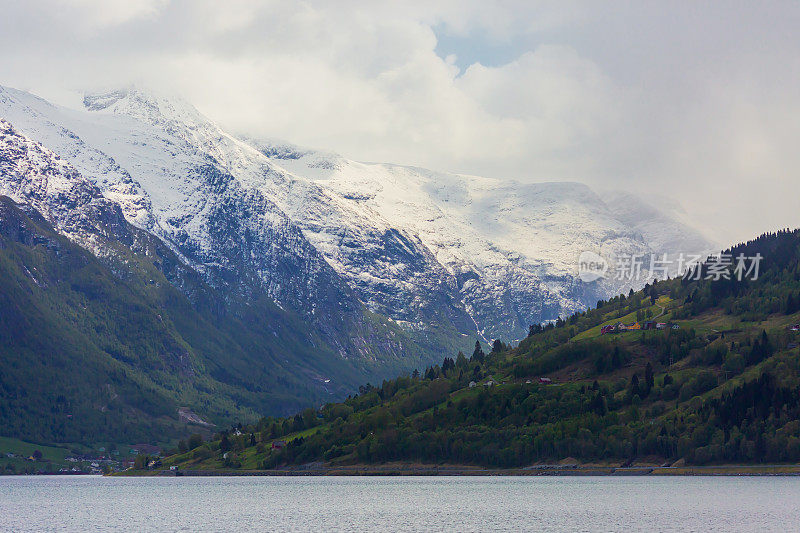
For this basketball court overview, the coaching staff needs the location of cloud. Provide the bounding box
[0,1,798,243]
[62,0,168,28]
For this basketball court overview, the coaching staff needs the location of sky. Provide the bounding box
[1,0,799,244]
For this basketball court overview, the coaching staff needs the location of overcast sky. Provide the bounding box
[1,1,799,244]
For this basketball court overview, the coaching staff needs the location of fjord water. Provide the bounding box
[1,476,799,532]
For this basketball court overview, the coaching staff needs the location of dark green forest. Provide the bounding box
[164,228,800,469]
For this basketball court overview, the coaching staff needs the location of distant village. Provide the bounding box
[1,443,162,475]
[601,321,680,335]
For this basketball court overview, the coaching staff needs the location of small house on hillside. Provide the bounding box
[271,440,286,450]
[539,377,552,384]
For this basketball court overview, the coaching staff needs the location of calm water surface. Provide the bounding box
[1,475,799,532]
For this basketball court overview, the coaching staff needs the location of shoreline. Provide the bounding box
[123,464,800,477]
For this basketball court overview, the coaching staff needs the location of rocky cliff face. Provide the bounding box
[246,140,714,340]
[0,118,132,255]
[0,88,424,370]
[0,85,714,353]
[0,121,435,431]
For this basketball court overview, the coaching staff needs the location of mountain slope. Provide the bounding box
[0,121,439,446]
[0,86,437,373]
[246,138,717,340]
[600,190,716,256]
[163,229,800,470]
[0,85,714,346]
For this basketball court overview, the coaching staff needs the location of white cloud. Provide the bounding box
[0,1,798,243]
[58,0,168,29]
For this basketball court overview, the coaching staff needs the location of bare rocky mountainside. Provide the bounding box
[0,86,715,442]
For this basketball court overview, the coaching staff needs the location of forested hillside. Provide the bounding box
[162,229,800,470]
[0,195,398,446]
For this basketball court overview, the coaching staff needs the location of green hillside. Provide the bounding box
[0,196,443,449]
[161,228,800,471]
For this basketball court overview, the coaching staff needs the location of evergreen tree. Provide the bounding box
[611,346,622,369]
[785,292,800,314]
[442,357,455,374]
[472,340,485,363]
[188,433,203,450]
[472,364,482,380]
[630,374,641,399]
[645,362,655,391]
[528,324,543,337]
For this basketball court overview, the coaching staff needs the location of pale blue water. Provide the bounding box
[1,475,799,532]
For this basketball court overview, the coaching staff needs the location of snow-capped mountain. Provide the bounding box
[599,190,716,257]
[0,85,714,348]
[243,140,714,339]
[0,86,412,369]
[0,118,130,254]
[1,121,431,435]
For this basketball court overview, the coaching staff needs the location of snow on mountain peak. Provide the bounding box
[83,87,204,125]
[0,118,130,254]
[0,85,715,342]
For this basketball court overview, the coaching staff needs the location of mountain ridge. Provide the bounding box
[0,85,714,344]
[157,228,800,471]
[0,84,728,452]
[0,85,442,368]
[0,121,445,446]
